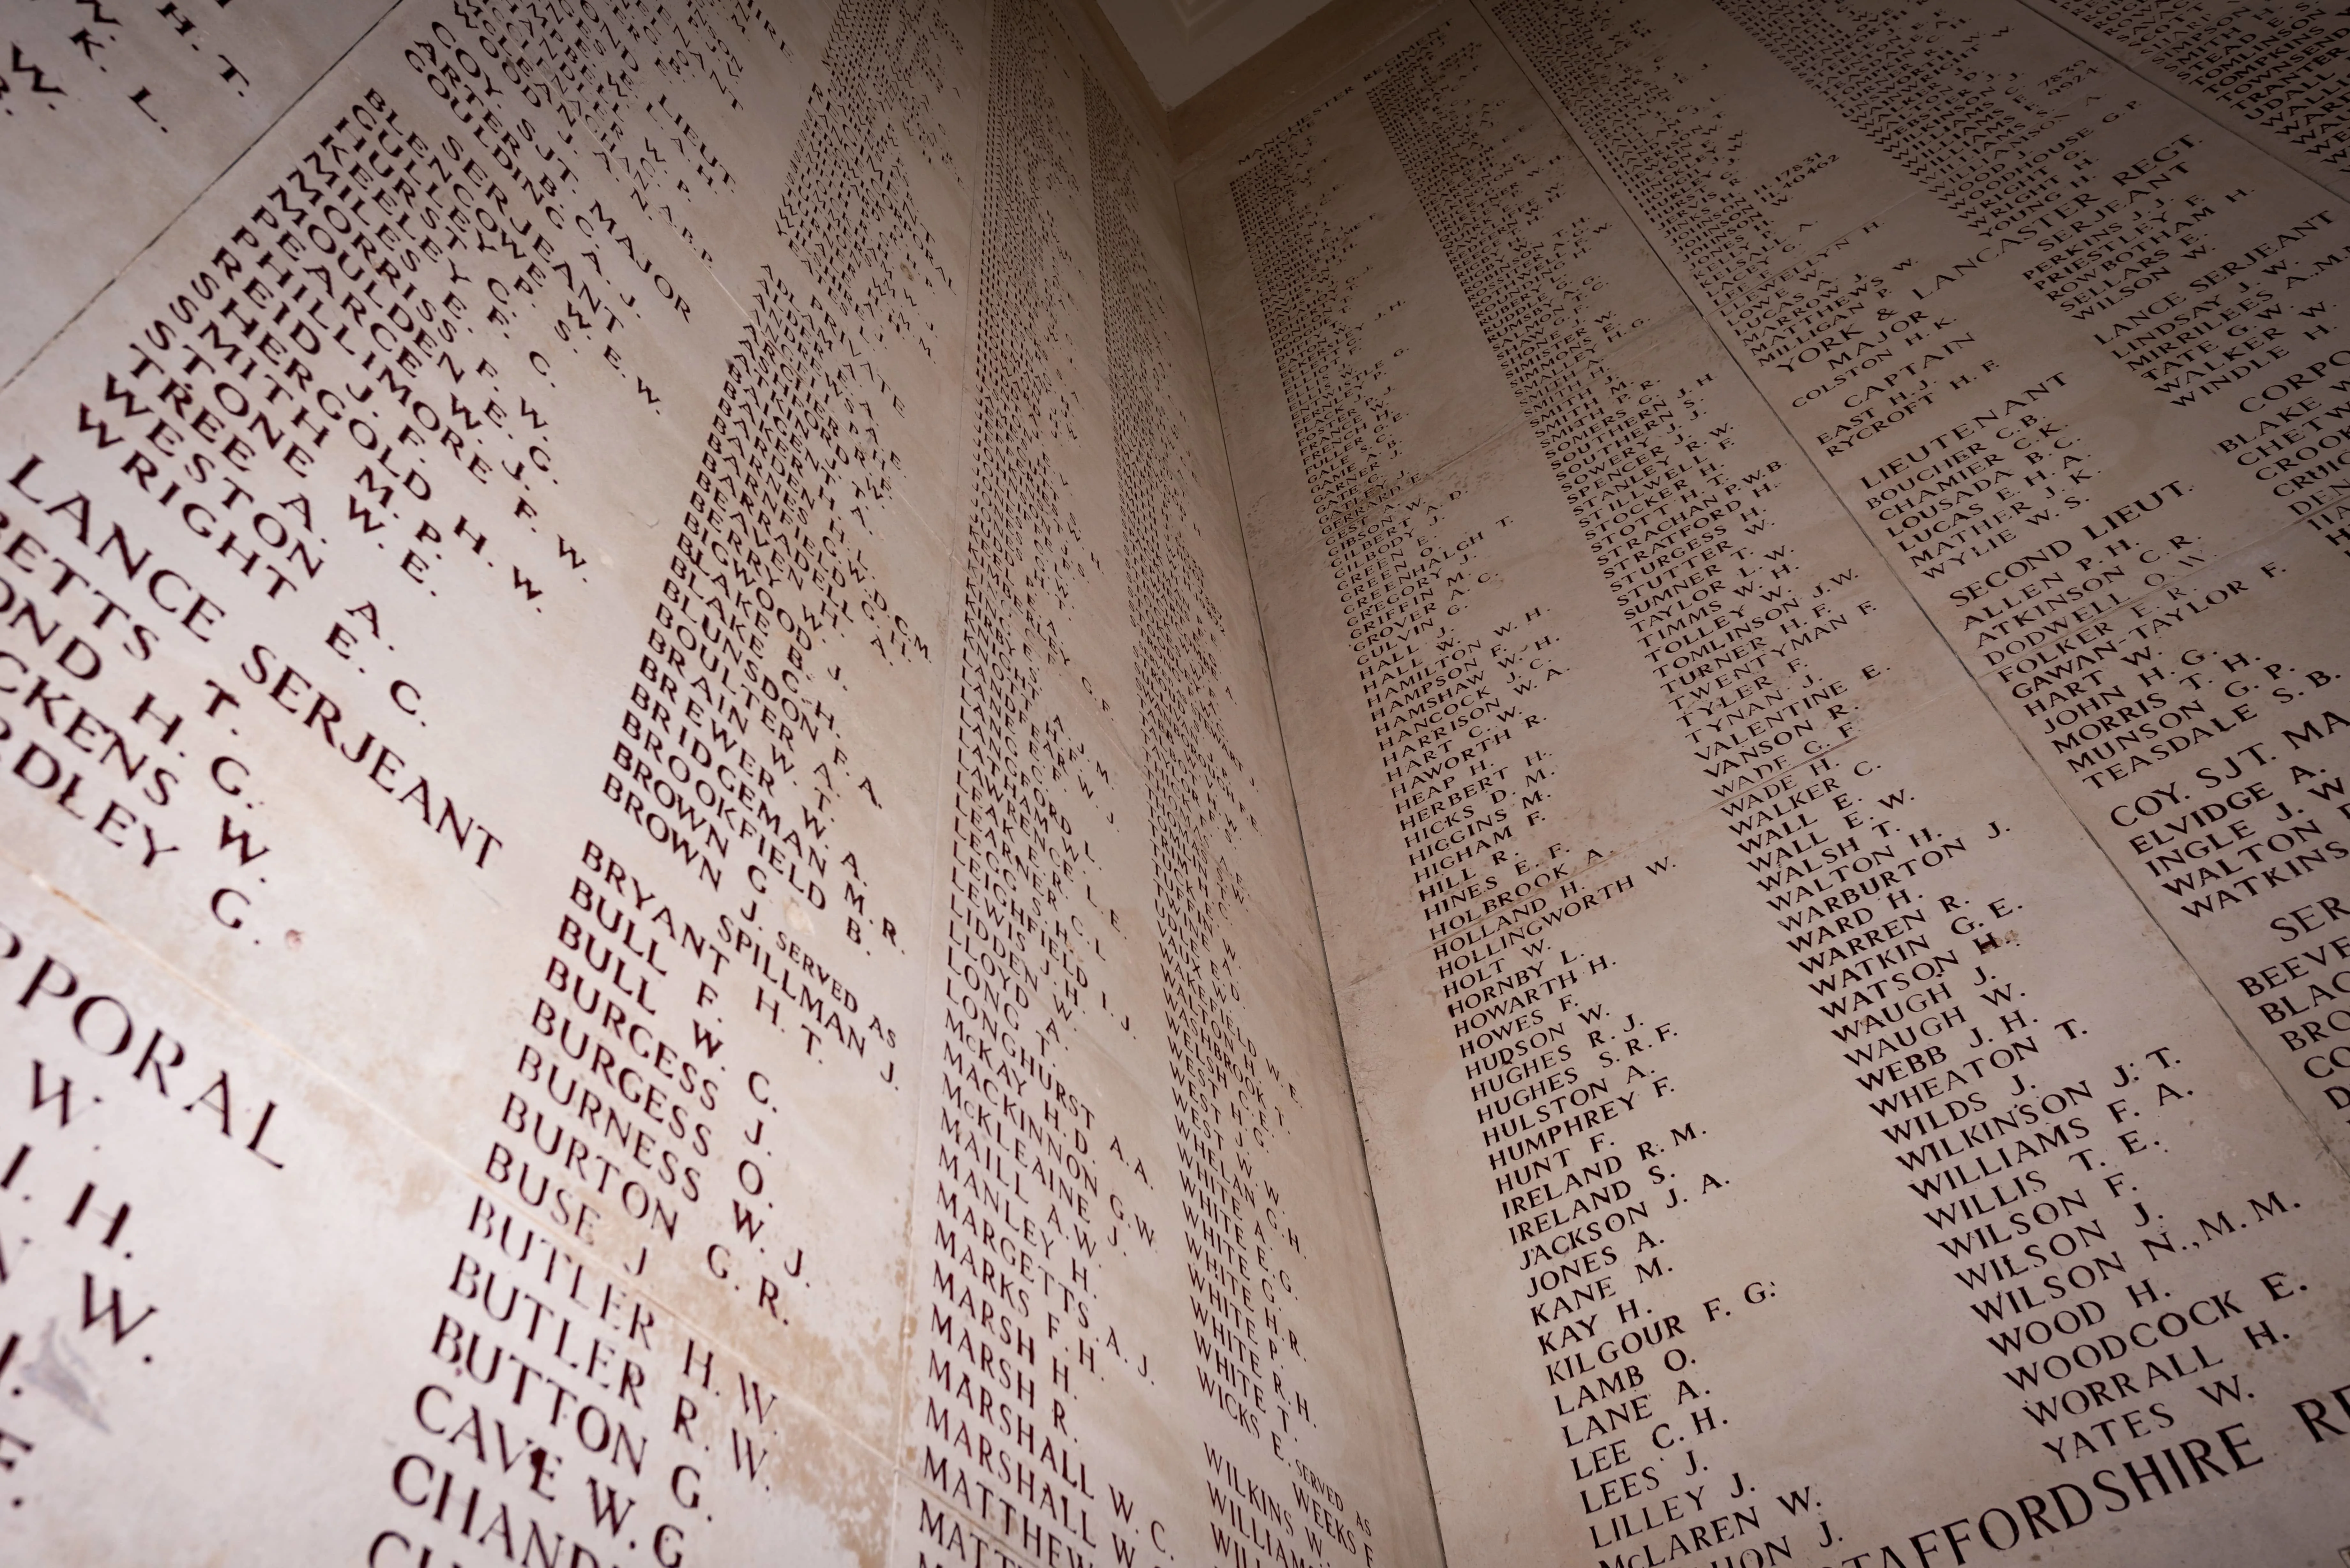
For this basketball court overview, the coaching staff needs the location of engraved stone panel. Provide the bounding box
[14,0,2350,1561]
[0,0,1436,1562]
[1186,1,2350,1563]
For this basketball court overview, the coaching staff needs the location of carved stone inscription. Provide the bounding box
[14,0,2350,1557]
[2026,0,2350,198]
[0,0,399,378]
[1189,1,2350,1564]
[906,5,1434,1560]
[1483,0,2350,1169]
[0,0,1437,1561]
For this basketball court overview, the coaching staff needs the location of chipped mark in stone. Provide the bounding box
[24,1319,107,1432]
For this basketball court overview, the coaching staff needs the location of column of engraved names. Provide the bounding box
[1226,120,1540,1019]
[913,0,1149,1557]
[1484,0,2120,469]
[2036,0,2350,181]
[1710,0,2296,415]
[0,0,397,374]
[493,250,923,1545]
[777,0,962,345]
[386,0,941,1559]
[1476,0,1833,381]
[1490,0,2327,582]
[1355,27,2238,1558]
[1226,108,1540,947]
[0,58,609,949]
[1482,0,2122,613]
[1085,73,1363,1568]
[504,0,925,1297]
[1228,89,1724,1552]
[594,0,962,1096]
[1670,0,2350,1070]
[0,0,770,1319]
[0,0,840,1553]
[1365,38,1859,1558]
[1486,0,2350,1149]
[1369,23,2329,1555]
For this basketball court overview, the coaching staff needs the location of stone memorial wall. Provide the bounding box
[0,0,1436,1561]
[1182,0,2350,1563]
[5,0,2350,1563]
